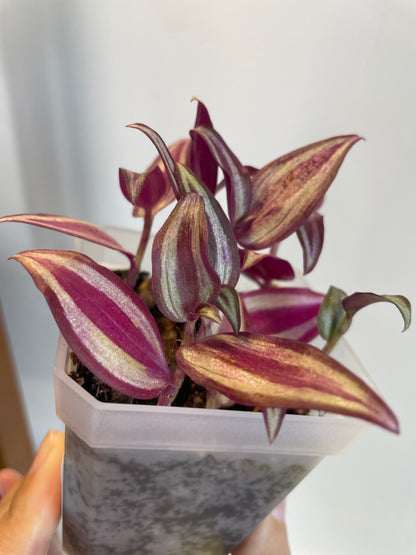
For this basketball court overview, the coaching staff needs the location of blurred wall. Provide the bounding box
[1,1,415,553]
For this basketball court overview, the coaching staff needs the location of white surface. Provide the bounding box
[0,1,415,553]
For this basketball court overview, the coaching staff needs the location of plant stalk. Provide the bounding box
[134,210,153,273]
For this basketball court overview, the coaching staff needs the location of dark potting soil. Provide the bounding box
[67,272,308,415]
[67,273,254,411]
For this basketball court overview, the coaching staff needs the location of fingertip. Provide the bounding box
[0,469,22,497]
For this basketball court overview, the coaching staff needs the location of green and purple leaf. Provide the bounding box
[0,213,135,268]
[319,288,411,352]
[234,135,362,249]
[241,287,324,342]
[190,125,252,225]
[342,293,411,331]
[296,211,325,274]
[12,250,171,398]
[176,332,399,435]
[318,286,349,341]
[152,193,221,322]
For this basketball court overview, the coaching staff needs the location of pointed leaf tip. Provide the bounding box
[12,249,171,398]
[235,135,362,249]
[342,292,411,332]
[176,332,399,434]
[152,193,221,322]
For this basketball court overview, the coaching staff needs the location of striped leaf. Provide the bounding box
[235,135,362,249]
[176,163,240,287]
[241,287,324,342]
[12,250,171,398]
[296,211,325,274]
[190,125,252,225]
[0,213,135,266]
[151,193,221,322]
[176,332,399,434]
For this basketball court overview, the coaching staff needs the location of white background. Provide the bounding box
[1,1,415,553]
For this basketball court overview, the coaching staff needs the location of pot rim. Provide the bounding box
[54,334,369,454]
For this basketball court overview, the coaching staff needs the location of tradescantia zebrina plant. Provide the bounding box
[0,99,411,443]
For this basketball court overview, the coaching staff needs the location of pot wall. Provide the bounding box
[63,427,317,554]
[56,333,369,555]
[55,228,371,554]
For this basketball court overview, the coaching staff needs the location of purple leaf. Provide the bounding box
[176,332,399,434]
[119,167,149,206]
[0,213,135,267]
[263,408,286,444]
[235,135,362,249]
[127,123,182,199]
[241,287,324,342]
[240,249,295,284]
[189,99,218,194]
[192,97,214,127]
[176,163,240,287]
[190,125,252,225]
[120,166,176,217]
[342,293,411,331]
[12,250,171,398]
[151,193,221,322]
[296,211,325,274]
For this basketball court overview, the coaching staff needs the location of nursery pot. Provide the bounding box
[54,227,372,554]
[55,336,370,555]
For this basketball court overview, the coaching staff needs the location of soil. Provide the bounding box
[67,272,252,410]
[67,271,307,414]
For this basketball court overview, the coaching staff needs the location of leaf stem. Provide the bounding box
[322,315,351,354]
[134,210,153,272]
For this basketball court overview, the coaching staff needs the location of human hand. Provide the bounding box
[0,430,64,555]
[0,430,289,555]
[233,500,290,555]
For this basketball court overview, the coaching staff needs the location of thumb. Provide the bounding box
[0,430,64,555]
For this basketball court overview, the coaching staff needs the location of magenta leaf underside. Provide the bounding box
[0,213,135,267]
[189,99,218,194]
[241,287,324,342]
[241,251,295,284]
[296,211,325,274]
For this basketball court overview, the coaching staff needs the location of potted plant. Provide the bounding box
[0,100,411,555]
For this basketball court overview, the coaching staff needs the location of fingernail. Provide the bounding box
[29,430,60,475]
[271,499,286,522]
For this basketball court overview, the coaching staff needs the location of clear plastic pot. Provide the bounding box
[54,227,371,554]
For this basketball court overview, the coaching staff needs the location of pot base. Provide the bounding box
[63,428,317,555]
